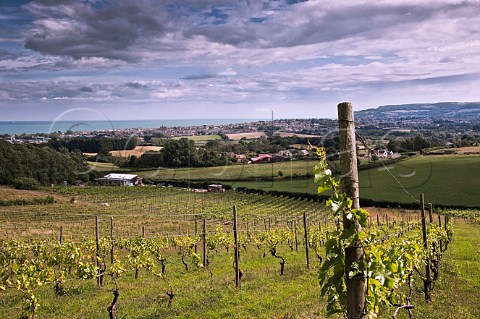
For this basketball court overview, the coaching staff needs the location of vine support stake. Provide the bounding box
[59,225,63,244]
[233,205,241,288]
[95,215,101,287]
[194,215,198,254]
[110,217,114,265]
[202,218,207,266]
[338,102,365,319]
[303,212,310,268]
[438,215,443,252]
[420,193,432,303]
[294,220,298,252]
[428,203,433,223]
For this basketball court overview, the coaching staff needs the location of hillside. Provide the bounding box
[356,102,480,122]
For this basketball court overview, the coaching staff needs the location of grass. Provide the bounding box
[87,161,121,171]
[172,135,222,145]
[1,217,479,319]
[229,155,480,207]
[0,186,479,318]
[132,160,317,182]
[0,245,332,319]
[388,219,480,319]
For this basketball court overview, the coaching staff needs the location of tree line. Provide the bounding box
[0,140,89,187]
[48,137,138,154]
[127,139,228,168]
[124,136,329,169]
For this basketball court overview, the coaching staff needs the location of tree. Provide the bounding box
[161,139,198,168]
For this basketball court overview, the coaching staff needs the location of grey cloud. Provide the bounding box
[125,82,146,88]
[80,86,93,92]
[186,1,480,50]
[188,3,433,48]
[181,74,217,80]
[20,0,480,64]
[24,0,167,62]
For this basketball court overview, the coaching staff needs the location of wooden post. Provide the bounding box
[59,225,63,244]
[338,102,364,318]
[420,193,431,303]
[142,225,145,238]
[428,203,433,223]
[438,214,443,252]
[202,219,207,267]
[110,217,114,265]
[294,220,298,252]
[303,212,309,268]
[233,205,241,288]
[194,216,198,254]
[95,216,101,287]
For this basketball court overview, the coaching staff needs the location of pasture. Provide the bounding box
[172,134,222,145]
[132,160,317,182]
[229,155,480,207]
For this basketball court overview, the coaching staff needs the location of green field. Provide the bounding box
[229,156,480,207]
[132,160,317,182]
[87,161,121,172]
[172,134,222,145]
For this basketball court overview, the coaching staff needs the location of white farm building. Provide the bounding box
[96,173,141,186]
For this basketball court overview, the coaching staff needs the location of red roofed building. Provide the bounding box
[250,154,272,164]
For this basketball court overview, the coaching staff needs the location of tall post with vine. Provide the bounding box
[315,102,439,318]
[337,102,365,318]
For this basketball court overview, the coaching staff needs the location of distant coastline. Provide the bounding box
[0,119,267,135]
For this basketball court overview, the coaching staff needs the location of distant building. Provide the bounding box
[226,152,247,161]
[276,150,292,157]
[208,184,225,193]
[3,135,14,143]
[250,154,272,164]
[96,173,141,186]
[372,149,394,159]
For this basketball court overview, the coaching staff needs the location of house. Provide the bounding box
[250,154,272,164]
[234,154,247,161]
[3,135,14,143]
[276,150,292,158]
[96,173,141,186]
[297,149,310,157]
[226,152,248,162]
[373,149,394,159]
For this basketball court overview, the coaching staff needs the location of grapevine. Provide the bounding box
[313,147,446,317]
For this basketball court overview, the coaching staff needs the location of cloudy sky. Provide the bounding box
[1,0,480,121]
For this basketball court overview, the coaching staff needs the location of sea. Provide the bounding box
[0,119,266,135]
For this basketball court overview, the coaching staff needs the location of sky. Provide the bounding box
[1,0,480,121]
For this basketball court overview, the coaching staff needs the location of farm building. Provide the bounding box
[250,154,272,164]
[208,184,225,193]
[96,173,141,186]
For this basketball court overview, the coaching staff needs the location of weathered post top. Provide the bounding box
[337,102,360,210]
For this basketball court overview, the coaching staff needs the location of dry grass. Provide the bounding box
[275,132,321,138]
[452,146,480,153]
[225,132,266,140]
[434,146,480,154]
[0,185,68,202]
[110,146,163,157]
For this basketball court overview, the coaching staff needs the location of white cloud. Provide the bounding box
[1,0,480,119]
